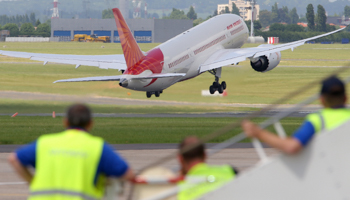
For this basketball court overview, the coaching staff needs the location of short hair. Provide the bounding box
[179,136,205,162]
[66,104,92,128]
[321,76,346,107]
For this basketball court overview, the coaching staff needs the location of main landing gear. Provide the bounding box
[146,90,163,98]
[208,68,226,95]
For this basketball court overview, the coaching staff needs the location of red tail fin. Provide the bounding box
[113,8,145,69]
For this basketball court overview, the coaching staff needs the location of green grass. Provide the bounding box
[1,42,350,105]
[1,62,350,104]
[0,99,260,114]
[0,116,303,144]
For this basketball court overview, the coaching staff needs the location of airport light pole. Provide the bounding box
[245,0,256,37]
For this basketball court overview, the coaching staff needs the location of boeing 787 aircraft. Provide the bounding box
[0,8,346,98]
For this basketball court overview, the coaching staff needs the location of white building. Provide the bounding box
[217,0,260,21]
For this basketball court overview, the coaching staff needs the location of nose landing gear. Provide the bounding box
[146,90,163,98]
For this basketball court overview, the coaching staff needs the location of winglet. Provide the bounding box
[112,8,145,69]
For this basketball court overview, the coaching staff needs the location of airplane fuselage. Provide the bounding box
[123,14,249,92]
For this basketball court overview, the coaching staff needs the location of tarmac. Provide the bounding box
[0,147,278,200]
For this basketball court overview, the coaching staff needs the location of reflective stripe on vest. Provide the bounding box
[306,108,350,133]
[29,129,105,200]
[178,163,235,200]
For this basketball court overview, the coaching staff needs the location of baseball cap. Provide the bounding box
[321,76,345,96]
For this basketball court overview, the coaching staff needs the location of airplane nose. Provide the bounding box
[119,78,129,87]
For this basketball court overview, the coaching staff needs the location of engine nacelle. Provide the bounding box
[250,50,282,73]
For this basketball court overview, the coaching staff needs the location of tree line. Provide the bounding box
[0,20,51,37]
[0,13,36,27]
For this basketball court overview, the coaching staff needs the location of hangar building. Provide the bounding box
[51,18,193,43]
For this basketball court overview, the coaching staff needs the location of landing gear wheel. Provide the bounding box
[155,91,160,97]
[218,84,224,94]
[160,90,163,94]
[221,81,227,90]
[146,92,152,98]
[213,82,219,88]
[209,85,216,94]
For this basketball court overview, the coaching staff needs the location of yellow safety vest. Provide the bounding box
[178,163,235,200]
[306,108,350,133]
[29,129,105,200]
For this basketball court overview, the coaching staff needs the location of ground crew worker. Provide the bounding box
[8,104,134,200]
[177,136,237,200]
[242,76,350,154]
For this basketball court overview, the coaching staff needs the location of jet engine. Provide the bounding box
[250,51,282,73]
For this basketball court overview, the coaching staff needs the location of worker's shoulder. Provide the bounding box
[39,130,104,142]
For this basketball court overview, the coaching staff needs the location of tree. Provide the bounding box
[285,24,304,32]
[20,22,35,35]
[25,14,30,23]
[245,20,262,32]
[306,4,315,31]
[193,18,204,26]
[316,5,327,32]
[259,10,271,27]
[278,8,291,23]
[151,13,159,19]
[187,6,197,20]
[3,23,19,36]
[29,13,36,25]
[344,5,350,18]
[213,9,218,17]
[164,8,189,19]
[289,8,299,24]
[270,23,285,31]
[36,23,51,37]
[224,6,230,14]
[102,9,113,19]
[35,19,41,27]
[231,2,240,16]
[271,2,279,23]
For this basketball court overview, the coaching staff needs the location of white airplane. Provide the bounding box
[0,8,346,98]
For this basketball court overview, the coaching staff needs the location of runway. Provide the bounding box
[0,90,323,109]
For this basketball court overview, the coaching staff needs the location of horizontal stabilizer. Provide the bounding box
[53,76,123,83]
[53,73,186,83]
[0,50,127,70]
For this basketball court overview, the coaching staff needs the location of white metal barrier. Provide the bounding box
[202,120,350,200]
[6,37,50,42]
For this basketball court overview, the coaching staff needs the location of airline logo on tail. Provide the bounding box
[112,8,164,86]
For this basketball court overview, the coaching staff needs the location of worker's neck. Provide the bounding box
[185,159,205,173]
[67,126,87,131]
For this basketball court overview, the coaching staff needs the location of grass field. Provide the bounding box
[0,116,303,145]
[0,42,346,144]
[0,99,259,114]
[1,61,350,104]
[1,43,350,105]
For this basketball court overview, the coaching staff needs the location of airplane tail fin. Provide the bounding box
[113,8,145,69]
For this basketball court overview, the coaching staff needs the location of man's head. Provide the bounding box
[320,76,347,108]
[64,104,93,130]
[178,136,206,174]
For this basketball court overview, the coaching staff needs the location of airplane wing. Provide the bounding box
[53,73,186,83]
[199,27,347,73]
[0,50,127,70]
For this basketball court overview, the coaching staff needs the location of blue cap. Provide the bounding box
[321,76,345,96]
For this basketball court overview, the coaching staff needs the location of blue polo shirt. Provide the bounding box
[293,121,315,146]
[16,140,129,184]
